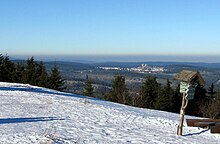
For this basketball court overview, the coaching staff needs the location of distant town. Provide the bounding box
[98,64,166,74]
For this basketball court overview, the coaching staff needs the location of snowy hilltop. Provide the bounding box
[0,82,219,144]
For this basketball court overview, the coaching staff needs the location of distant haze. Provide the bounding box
[11,54,220,63]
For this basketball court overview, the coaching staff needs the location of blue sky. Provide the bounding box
[0,0,220,59]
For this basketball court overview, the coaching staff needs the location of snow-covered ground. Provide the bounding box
[0,82,219,144]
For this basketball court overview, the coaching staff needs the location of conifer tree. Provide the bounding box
[154,79,174,112]
[83,79,94,96]
[0,54,5,81]
[140,76,161,108]
[187,84,207,116]
[0,55,15,82]
[106,75,130,104]
[22,57,37,85]
[207,83,216,98]
[172,84,182,113]
[36,61,49,88]
[48,65,65,91]
[0,54,65,91]
[12,63,24,83]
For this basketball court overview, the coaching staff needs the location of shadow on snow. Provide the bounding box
[0,85,100,101]
[0,116,65,124]
[183,129,209,136]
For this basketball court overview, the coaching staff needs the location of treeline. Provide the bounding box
[85,75,220,118]
[0,54,64,91]
[104,75,182,113]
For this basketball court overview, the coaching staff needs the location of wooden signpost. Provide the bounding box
[174,70,205,136]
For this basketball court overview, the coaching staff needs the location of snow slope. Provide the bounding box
[0,82,219,144]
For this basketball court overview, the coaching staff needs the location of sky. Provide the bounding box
[0,0,220,61]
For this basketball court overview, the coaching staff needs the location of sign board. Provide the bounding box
[175,70,204,136]
[180,82,189,93]
[186,82,197,100]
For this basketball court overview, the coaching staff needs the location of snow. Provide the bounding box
[0,82,219,144]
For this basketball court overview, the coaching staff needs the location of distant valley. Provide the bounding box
[42,61,220,98]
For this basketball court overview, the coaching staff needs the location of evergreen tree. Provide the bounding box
[12,63,24,83]
[106,75,130,104]
[48,65,65,91]
[207,83,216,98]
[22,57,37,85]
[0,55,15,82]
[140,76,161,108]
[172,84,182,113]
[155,79,174,112]
[0,54,65,92]
[0,54,5,81]
[186,84,207,116]
[35,61,49,88]
[83,79,94,96]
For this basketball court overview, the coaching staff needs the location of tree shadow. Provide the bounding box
[0,117,65,124]
[183,129,209,136]
[0,86,101,101]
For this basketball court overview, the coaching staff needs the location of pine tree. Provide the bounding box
[48,65,65,91]
[172,84,182,113]
[154,79,174,112]
[22,57,37,85]
[0,55,15,82]
[12,63,24,83]
[140,76,161,108]
[35,61,49,88]
[0,54,5,81]
[208,83,216,98]
[187,84,207,116]
[106,75,130,104]
[83,79,94,96]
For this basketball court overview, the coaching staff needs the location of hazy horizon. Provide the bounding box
[10,54,220,63]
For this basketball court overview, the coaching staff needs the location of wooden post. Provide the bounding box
[174,70,205,135]
[177,93,188,135]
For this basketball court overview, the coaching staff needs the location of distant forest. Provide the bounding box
[0,54,219,119]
